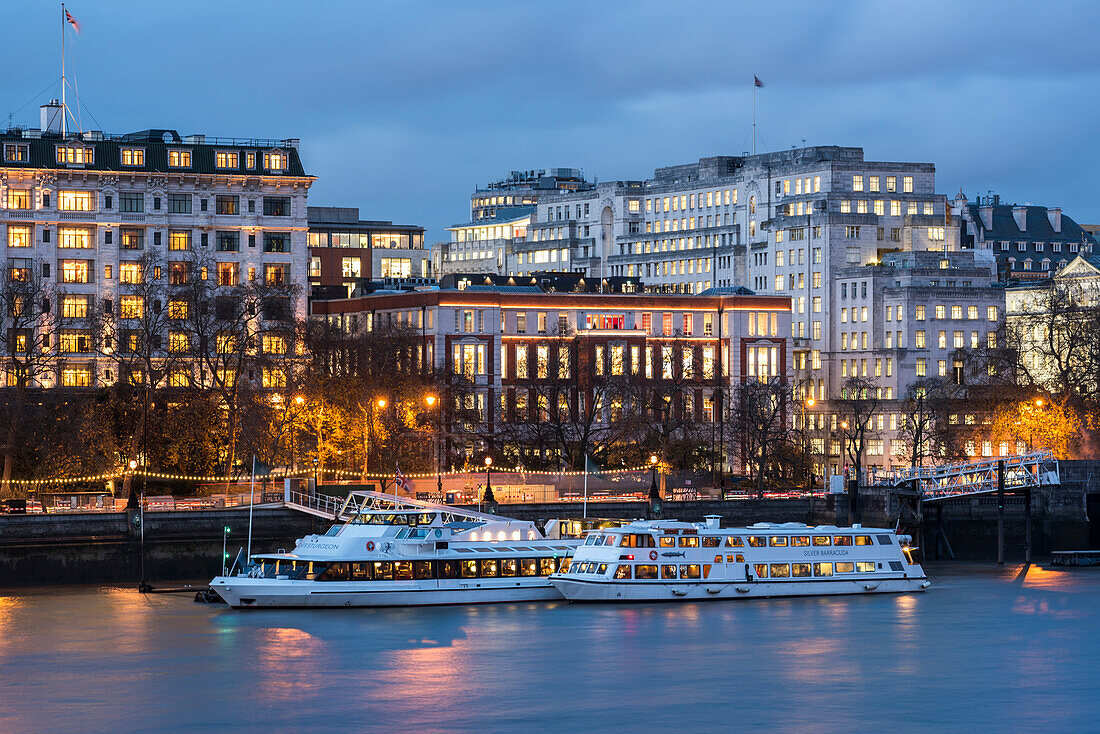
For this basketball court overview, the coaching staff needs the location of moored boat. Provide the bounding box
[549,516,929,602]
[210,492,578,608]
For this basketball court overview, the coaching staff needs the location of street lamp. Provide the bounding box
[648,454,660,501]
[803,397,815,493]
[483,456,495,505]
[425,395,442,498]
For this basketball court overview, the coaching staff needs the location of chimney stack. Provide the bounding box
[979,205,994,231]
[40,100,64,134]
[1013,205,1027,232]
[1047,207,1062,233]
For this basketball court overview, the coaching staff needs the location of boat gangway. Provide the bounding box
[282,486,502,524]
[867,451,1059,502]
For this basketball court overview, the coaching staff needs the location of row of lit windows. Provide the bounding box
[850,175,913,194]
[645,189,737,215]
[840,200,934,216]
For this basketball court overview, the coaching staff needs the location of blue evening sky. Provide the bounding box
[4,1,1098,241]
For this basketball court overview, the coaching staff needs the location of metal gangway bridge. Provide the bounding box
[281,486,499,524]
[867,451,1059,501]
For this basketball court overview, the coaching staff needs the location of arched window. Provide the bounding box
[749,196,756,215]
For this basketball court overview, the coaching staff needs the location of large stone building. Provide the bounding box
[813,250,1005,472]
[952,193,1096,281]
[307,206,426,296]
[440,147,957,417]
[0,103,313,387]
[434,168,592,276]
[310,283,791,472]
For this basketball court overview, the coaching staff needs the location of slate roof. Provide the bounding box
[0,128,309,177]
[450,205,535,229]
[965,204,1095,245]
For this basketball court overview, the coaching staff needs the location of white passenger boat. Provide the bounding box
[210,492,578,608]
[549,516,930,602]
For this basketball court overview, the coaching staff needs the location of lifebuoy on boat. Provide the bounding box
[649,550,658,561]
[366,541,375,552]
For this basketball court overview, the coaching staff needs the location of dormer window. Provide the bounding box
[56,145,93,165]
[263,151,287,171]
[121,148,144,166]
[245,152,256,169]
[215,151,239,169]
[4,143,29,162]
[168,149,192,168]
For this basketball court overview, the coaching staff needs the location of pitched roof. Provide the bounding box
[966,203,1095,244]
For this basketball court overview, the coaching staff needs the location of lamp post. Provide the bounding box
[483,456,495,503]
[292,395,304,474]
[803,396,815,494]
[648,454,660,501]
[425,395,442,498]
[312,457,319,494]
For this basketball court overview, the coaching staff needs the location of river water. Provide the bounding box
[0,564,1096,733]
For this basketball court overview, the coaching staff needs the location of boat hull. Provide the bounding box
[548,576,930,602]
[210,576,564,608]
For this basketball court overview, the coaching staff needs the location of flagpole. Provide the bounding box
[752,78,756,156]
[247,454,256,561]
[60,3,66,136]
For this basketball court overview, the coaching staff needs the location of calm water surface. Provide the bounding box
[0,564,1096,733]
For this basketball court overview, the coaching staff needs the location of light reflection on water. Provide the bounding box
[0,565,1097,733]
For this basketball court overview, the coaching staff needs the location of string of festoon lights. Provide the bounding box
[7,464,662,487]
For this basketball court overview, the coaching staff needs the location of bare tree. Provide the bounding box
[0,260,61,496]
[835,375,883,524]
[732,376,792,497]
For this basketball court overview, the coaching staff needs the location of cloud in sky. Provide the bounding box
[5,0,1100,239]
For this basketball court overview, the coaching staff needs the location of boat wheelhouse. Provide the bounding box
[210,492,578,608]
[549,517,929,602]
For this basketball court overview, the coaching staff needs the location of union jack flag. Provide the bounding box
[395,466,411,495]
[65,9,81,33]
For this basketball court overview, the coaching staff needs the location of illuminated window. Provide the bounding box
[61,260,89,283]
[169,332,190,353]
[119,262,143,284]
[62,296,89,319]
[215,151,239,168]
[119,295,144,319]
[262,368,286,388]
[168,300,188,320]
[264,152,287,170]
[121,148,144,166]
[903,176,913,193]
[168,150,192,168]
[217,263,239,286]
[61,367,92,387]
[4,144,29,162]
[169,231,191,251]
[58,227,92,248]
[262,335,286,354]
[56,145,93,165]
[341,257,361,278]
[6,189,30,210]
[8,225,31,248]
[56,191,93,212]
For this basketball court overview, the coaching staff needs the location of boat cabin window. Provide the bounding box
[701,536,722,547]
[855,535,873,546]
[414,561,433,579]
[501,559,518,576]
[876,534,893,545]
[373,561,394,580]
[724,536,744,547]
[727,554,745,564]
[660,564,678,579]
[480,560,499,577]
[792,563,811,577]
[659,536,676,548]
[324,525,341,536]
[833,536,854,546]
[557,558,572,574]
[614,564,632,579]
[769,536,788,547]
[678,536,700,548]
[394,562,414,581]
[856,561,876,572]
[769,563,791,578]
[812,536,831,546]
[317,563,350,581]
[521,559,539,576]
[889,561,903,571]
[747,536,766,547]
[635,564,658,579]
[753,563,768,578]
[540,558,557,575]
[836,562,855,573]
[461,560,478,578]
[679,564,701,579]
[791,536,810,547]
[813,562,833,576]
[620,534,657,548]
[596,563,608,575]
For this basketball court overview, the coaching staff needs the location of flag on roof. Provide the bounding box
[754,75,764,88]
[395,466,411,495]
[65,9,81,33]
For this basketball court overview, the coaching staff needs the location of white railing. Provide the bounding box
[283,488,345,518]
[868,451,1059,500]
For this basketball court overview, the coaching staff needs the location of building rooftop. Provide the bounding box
[0,123,309,177]
[308,206,424,232]
[962,201,1095,245]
